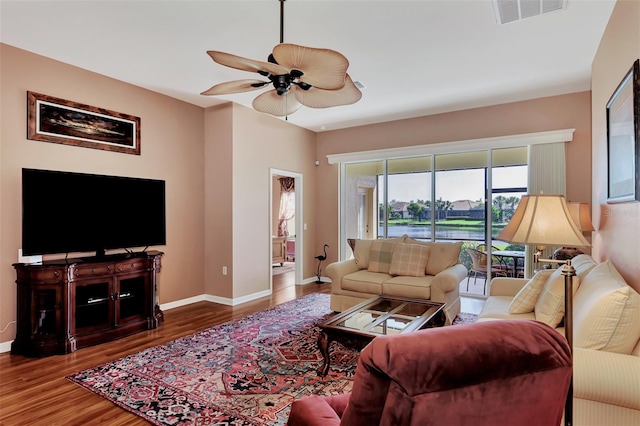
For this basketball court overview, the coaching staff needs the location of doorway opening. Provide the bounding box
[270,169,303,291]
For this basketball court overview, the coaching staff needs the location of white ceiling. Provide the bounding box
[0,0,616,132]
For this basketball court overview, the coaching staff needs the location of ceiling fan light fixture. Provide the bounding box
[253,89,302,117]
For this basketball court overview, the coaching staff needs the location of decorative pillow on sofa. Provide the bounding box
[509,270,553,314]
[349,237,406,270]
[405,238,462,275]
[389,243,430,277]
[368,240,398,274]
[350,239,374,270]
[534,267,579,328]
[573,261,640,354]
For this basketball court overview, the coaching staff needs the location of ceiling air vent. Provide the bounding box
[493,0,567,25]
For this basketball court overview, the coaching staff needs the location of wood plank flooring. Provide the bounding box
[0,270,329,426]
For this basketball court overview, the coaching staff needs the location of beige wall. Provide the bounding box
[314,92,593,265]
[0,44,206,346]
[231,105,317,298]
[591,0,640,291]
[204,103,233,299]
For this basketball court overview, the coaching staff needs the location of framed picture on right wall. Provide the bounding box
[606,59,640,203]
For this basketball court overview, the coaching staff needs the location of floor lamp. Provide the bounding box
[496,194,591,426]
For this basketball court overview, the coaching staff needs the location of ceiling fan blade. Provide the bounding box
[293,74,362,109]
[206,51,289,76]
[252,89,302,117]
[201,79,269,96]
[272,44,349,90]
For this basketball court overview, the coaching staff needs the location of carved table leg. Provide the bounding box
[317,331,332,377]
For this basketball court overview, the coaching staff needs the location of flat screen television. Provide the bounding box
[22,168,166,257]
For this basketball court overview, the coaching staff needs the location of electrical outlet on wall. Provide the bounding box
[222,266,228,275]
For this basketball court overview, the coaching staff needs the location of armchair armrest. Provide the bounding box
[488,277,529,297]
[326,259,360,293]
[573,348,640,411]
[288,394,348,426]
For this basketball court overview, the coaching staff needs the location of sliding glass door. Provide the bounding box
[339,146,528,296]
[380,157,432,240]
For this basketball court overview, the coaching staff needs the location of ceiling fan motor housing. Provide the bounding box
[273,74,291,95]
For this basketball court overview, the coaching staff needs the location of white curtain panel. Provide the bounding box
[526,142,567,277]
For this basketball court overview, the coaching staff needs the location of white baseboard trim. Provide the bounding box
[299,276,330,285]
[160,289,273,311]
[160,294,208,311]
[204,289,272,306]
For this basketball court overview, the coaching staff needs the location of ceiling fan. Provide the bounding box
[201,0,361,118]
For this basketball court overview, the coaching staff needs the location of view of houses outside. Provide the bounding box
[378,166,526,244]
[381,194,521,240]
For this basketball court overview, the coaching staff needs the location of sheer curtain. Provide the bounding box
[277,177,295,237]
[526,142,566,277]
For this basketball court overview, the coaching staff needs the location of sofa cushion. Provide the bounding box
[368,240,397,273]
[573,261,640,354]
[478,296,537,321]
[382,275,433,299]
[342,270,387,295]
[534,267,579,328]
[389,243,429,277]
[508,270,552,314]
[405,238,462,275]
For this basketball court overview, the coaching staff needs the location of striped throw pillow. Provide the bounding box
[535,267,579,328]
[508,270,552,314]
[389,243,430,277]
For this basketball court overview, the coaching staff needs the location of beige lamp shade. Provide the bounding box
[497,194,591,248]
[567,202,595,232]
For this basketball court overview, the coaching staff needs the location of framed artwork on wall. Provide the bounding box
[606,59,640,203]
[27,91,141,155]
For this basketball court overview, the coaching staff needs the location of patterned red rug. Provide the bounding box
[67,294,477,425]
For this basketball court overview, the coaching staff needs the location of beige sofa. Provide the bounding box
[478,254,640,425]
[326,236,467,324]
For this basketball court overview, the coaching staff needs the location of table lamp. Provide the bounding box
[552,202,595,260]
[496,194,591,426]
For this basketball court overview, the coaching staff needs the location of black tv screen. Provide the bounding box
[22,168,166,256]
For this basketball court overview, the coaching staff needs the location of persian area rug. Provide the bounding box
[67,293,357,426]
[452,312,478,325]
[67,293,478,426]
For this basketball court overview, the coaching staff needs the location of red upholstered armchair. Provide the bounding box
[288,320,571,426]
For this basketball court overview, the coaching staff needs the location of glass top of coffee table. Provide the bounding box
[320,296,445,337]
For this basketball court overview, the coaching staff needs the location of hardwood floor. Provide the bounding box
[0,271,330,426]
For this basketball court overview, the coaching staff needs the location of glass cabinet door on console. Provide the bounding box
[12,265,68,356]
[116,274,150,324]
[72,279,113,334]
[31,284,63,336]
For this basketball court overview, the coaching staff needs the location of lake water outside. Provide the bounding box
[381,225,497,241]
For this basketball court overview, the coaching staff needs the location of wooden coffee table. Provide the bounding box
[317,295,446,376]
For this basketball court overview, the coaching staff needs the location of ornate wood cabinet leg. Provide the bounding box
[317,331,332,377]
